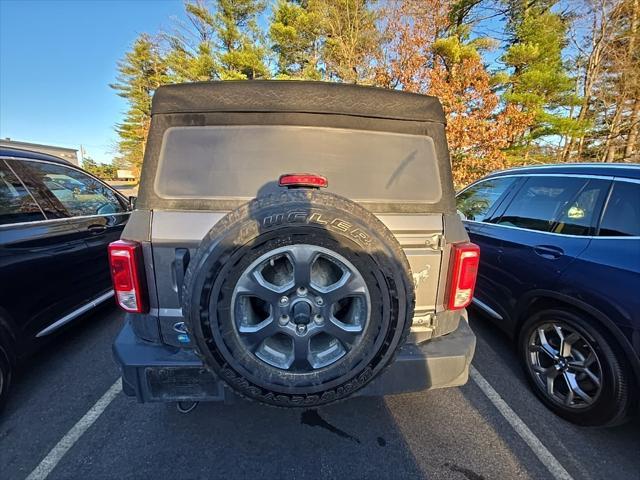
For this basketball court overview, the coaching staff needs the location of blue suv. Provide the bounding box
[456,163,639,426]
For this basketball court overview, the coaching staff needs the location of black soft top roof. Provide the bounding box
[151,80,446,124]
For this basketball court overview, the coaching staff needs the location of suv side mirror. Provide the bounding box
[128,196,137,210]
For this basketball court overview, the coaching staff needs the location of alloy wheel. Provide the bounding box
[231,245,371,371]
[527,322,603,408]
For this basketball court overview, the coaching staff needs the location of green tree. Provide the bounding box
[110,34,168,174]
[82,156,118,180]
[164,1,218,82]
[164,0,269,81]
[82,156,99,173]
[270,0,323,79]
[316,0,380,83]
[501,1,584,157]
[216,0,270,79]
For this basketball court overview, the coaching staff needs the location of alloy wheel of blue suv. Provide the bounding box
[519,308,634,427]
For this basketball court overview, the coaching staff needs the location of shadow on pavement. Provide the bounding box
[50,393,427,480]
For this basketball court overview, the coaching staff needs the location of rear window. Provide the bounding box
[456,177,516,221]
[496,176,588,232]
[0,161,45,225]
[599,181,640,237]
[155,126,442,204]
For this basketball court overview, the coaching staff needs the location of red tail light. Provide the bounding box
[279,173,328,188]
[447,242,480,310]
[108,240,148,313]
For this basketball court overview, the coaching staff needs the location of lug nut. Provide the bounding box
[315,297,324,306]
[279,315,289,325]
[279,296,289,305]
[297,324,306,334]
[314,314,324,325]
[297,287,307,296]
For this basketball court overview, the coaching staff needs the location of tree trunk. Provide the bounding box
[562,0,612,162]
[604,102,623,162]
[624,98,640,160]
[576,135,586,160]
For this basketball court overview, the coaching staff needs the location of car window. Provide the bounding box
[0,161,45,225]
[21,161,126,217]
[551,179,610,236]
[497,176,588,232]
[456,177,516,221]
[598,181,640,237]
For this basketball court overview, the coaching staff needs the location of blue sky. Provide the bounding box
[0,0,186,163]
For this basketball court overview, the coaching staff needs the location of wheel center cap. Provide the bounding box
[292,300,312,325]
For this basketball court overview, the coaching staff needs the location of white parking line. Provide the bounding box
[469,365,574,480]
[25,379,122,480]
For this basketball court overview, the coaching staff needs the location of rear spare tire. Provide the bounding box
[182,189,415,407]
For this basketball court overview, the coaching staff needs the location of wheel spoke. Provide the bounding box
[325,318,361,346]
[553,324,565,343]
[581,368,601,388]
[324,272,367,304]
[235,273,281,304]
[561,331,580,358]
[583,351,597,368]
[288,246,316,287]
[546,368,560,396]
[541,329,559,358]
[570,363,601,387]
[291,335,311,370]
[563,371,594,405]
[238,319,279,350]
[533,328,559,359]
[533,364,554,375]
[563,379,575,405]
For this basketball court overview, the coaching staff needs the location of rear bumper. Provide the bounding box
[358,316,476,396]
[113,314,476,403]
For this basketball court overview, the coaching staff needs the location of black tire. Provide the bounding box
[0,342,11,413]
[182,189,415,407]
[519,308,635,426]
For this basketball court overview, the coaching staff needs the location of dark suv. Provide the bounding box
[457,163,640,426]
[0,147,130,409]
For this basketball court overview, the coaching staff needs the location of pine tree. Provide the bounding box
[270,0,323,79]
[110,34,168,175]
[316,0,380,83]
[501,1,583,157]
[164,1,218,82]
[216,0,270,79]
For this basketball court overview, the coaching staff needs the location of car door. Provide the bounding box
[456,175,522,320]
[0,159,91,346]
[558,179,640,331]
[483,175,611,329]
[9,160,130,304]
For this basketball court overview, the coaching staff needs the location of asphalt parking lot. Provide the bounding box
[1,306,638,480]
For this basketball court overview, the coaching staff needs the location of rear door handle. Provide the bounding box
[533,245,564,259]
[87,224,107,234]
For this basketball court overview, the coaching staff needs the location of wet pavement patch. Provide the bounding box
[443,462,485,480]
[300,409,361,444]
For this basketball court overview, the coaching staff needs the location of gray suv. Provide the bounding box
[111,81,477,407]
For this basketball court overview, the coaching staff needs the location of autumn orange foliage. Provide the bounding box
[377,0,532,186]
